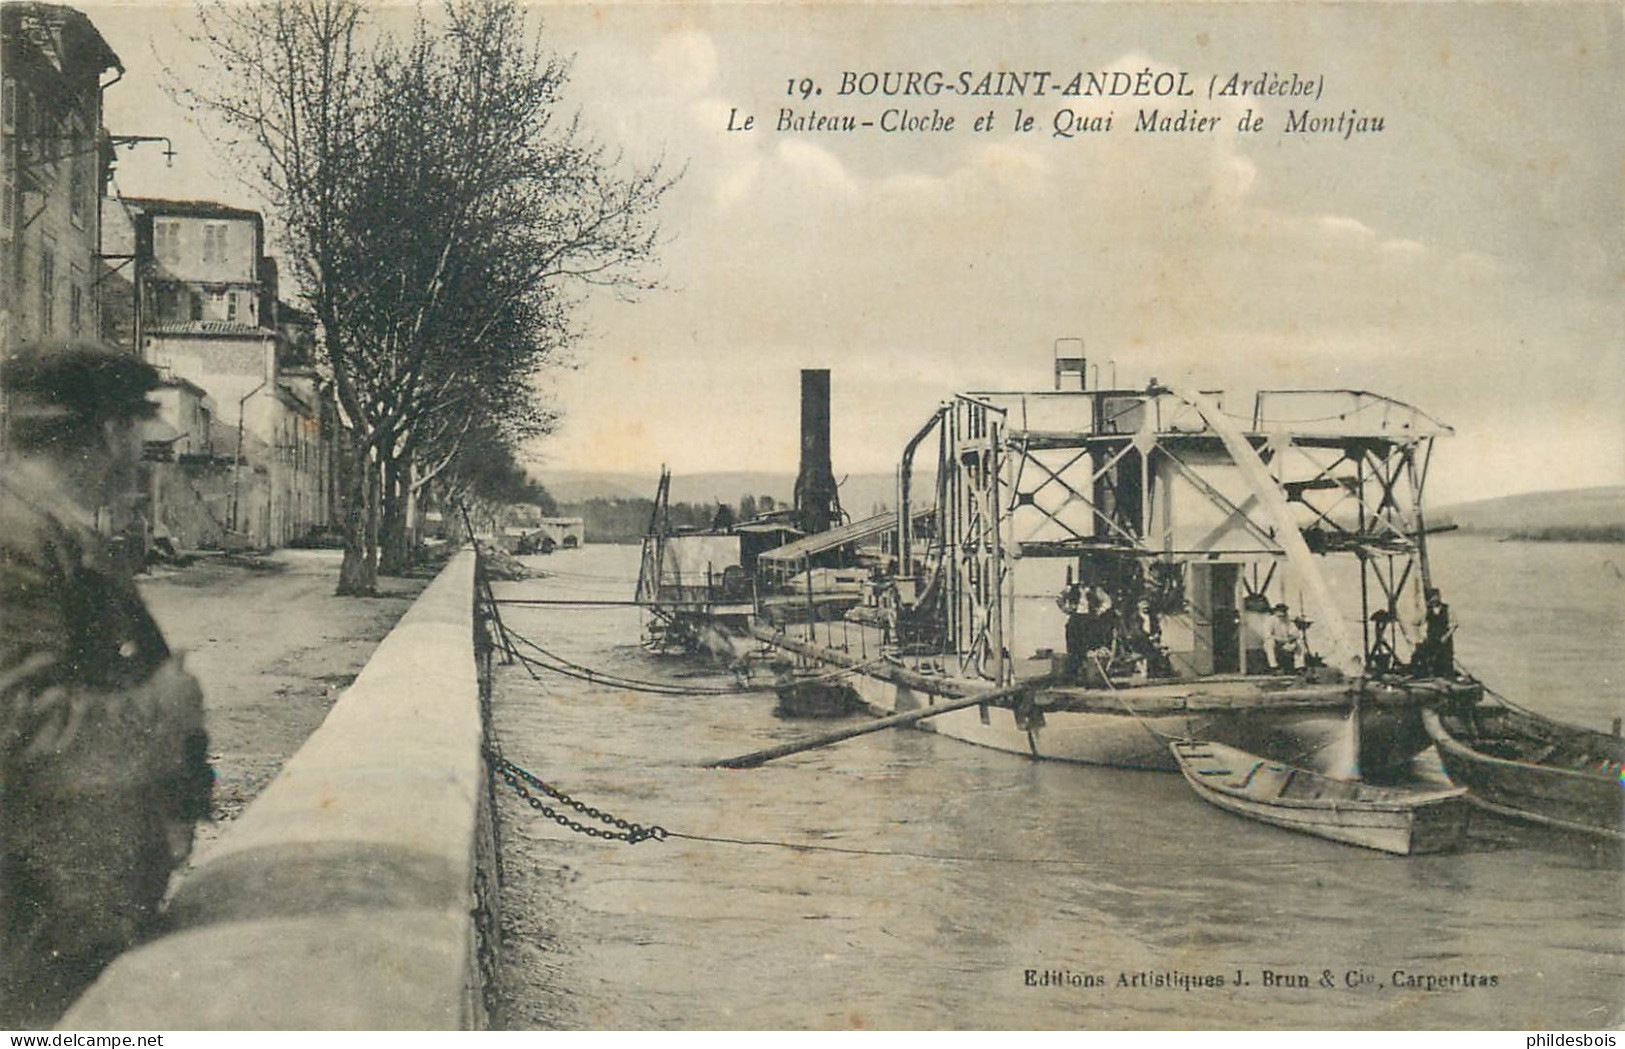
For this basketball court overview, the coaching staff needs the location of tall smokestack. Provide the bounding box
[793,368,840,535]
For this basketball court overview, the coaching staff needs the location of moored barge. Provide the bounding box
[743,357,1481,778]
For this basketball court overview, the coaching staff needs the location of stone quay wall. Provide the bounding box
[62,550,497,1030]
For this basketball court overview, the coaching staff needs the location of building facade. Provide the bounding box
[3,3,336,555]
[1,1,122,434]
[0,2,154,562]
[536,517,586,549]
[100,195,337,550]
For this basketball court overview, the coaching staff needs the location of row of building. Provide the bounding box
[1,1,339,555]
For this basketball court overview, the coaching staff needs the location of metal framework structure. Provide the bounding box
[897,385,1452,685]
[634,467,673,609]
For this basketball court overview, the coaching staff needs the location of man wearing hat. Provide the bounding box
[0,346,213,1026]
[1368,608,1398,675]
[1411,587,1456,678]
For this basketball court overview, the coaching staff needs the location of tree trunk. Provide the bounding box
[336,434,379,596]
[405,469,423,553]
[364,457,381,580]
[379,453,411,576]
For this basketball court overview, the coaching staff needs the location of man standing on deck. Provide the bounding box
[1061,586,1116,683]
[1368,609,1398,675]
[1411,588,1456,678]
[1241,593,1273,673]
[0,346,213,1027]
[1060,585,1085,677]
[1268,604,1302,674]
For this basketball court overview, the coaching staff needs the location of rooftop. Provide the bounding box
[147,320,278,338]
[118,197,264,223]
[2,2,122,76]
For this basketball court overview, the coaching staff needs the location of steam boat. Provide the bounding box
[639,355,1484,780]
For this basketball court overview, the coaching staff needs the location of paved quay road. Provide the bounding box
[135,549,431,846]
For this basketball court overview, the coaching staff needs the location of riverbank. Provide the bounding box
[136,549,433,849]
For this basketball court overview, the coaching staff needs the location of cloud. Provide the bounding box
[713,158,762,209]
[774,139,859,198]
[1381,238,1427,257]
[1314,215,1377,240]
[552,33,1620,495]
[650,30,718,97]
[961,142,1053,196]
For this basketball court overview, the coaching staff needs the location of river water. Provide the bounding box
[486,537,1623,1030]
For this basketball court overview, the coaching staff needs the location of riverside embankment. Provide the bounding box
[137,549,433,837]
[61,549,490,1030]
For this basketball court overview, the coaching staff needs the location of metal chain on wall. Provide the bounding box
[488,751,666,845]
[473,538,665,848]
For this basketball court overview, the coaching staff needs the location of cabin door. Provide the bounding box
[1189,563,1241,675]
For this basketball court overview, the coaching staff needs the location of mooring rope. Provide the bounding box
[512,647,711,697]
[475,549,744,697]
[507,631,746,696]
[487,748,1427,868]
[495,597,648,608]
[767,653,893,689]
[1477,680,1533,713]
[1089,655,1185,745]
[652,828,1431,869]
[477,572,719,698]
[528,567,643,585]
[1451,659,1559,721]
[1087,656,1360,769]
[498,598,894,699]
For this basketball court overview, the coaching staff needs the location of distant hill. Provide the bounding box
[539,469,903,517]
[544,473,1624,543]
[536,470,658,503]
[1433,486,1625,542]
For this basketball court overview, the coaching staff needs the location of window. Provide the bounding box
[157,284,182,322]
[189,291,203,322]
[39,249,55,335]
[69,281,83,335]
[69,159,86,225]
[68,117,87,227]
[33,95,59,181]
[154,220,181,265]
[226,292,239,323]
[14,89,32,152]
[1,79,15,133]
[202,223,228,265]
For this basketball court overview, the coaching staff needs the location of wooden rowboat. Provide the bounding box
[772,668,865,719]
[1170,740,1471,855]
[1421,699,1625,842]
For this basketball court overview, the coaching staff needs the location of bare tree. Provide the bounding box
[179,0,673,592]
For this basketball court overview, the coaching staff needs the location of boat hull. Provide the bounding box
[849,670,1186,768]
[1422,706,1624,841]
[844,663,1434,778]
[1171,742,1470,855]
[774,676,866,719]
[750,624,1470,777]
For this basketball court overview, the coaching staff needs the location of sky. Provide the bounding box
[85,1,1625,506]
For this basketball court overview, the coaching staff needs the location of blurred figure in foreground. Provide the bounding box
[0,346,212,1027]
